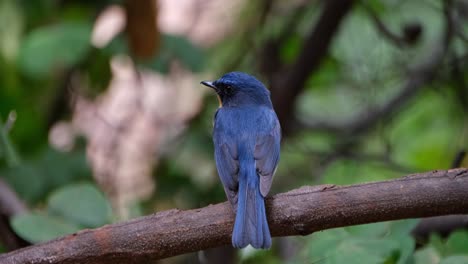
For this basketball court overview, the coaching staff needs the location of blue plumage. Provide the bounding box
[201,72,281,249]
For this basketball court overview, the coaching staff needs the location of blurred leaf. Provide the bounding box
[0,0,23,62]
[446,231,468,255]
[413,247,441,264]
[321,159,399,185]
[280,33,301,64]
[346,222,388,237]
[242,247,281,264]
[302,221,417,264]
[305,229,349,260]
[146,51,170,74]
[342,221,417,264]
[388,67,461,171]
[365,0,387,14]
[413,232,468,264]
[104,34,129,55]
[0,115,20,166]
[305,230,399,264]
[330,238,399,264]
[397,236,416,264]
[18,22,91,78]
[387,219,419,239]
[440,256,468,264]
[2,148,91,203]
[10,212,80,243]
[383,220,418,264]
[21,1,56,25]
[2,163,45,203]
[83,48,111,96]
[48,183,111,228]
[145,34,205,73]
[304,58,340,91]
[0,101,47,154]
[429,233,447,255]
[332,12,396,84]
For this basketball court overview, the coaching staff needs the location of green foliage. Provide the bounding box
[440,256,468,264]
[389,91,460,170]
[241,248,281,264]
[11,212,80,243]
[10,183,111,243]
[48,183,112,228]
[298,220,418,264]
[103,33,206,73]
[145,34,206,73]
[0,115,20,166]
[0,0,23,62]
[297,224,468,264]
[445,231,468,255]
[412,231,468,264]
[1,148,91,203]
[18,22,92,78]
[280,33,302,64]
[413,247,441,264]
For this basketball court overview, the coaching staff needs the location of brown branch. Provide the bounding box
[411,149,468,243]
[271,0,355,133]
[1,169,468,263]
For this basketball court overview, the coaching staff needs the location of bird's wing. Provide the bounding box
[213,110,239,208]
[255,110,281,197]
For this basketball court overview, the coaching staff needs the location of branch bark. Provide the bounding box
[1,169,467,263]
[411,150,468,242]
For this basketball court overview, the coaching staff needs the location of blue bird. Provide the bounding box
[201,72,281,249]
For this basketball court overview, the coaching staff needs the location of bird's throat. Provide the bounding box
[216,94,223,107]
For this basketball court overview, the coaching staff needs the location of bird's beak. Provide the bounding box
[200,81,217,90]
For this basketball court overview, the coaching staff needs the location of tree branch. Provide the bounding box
[1,169,467,263]
[271,0,355,132]
[411,150,468,243]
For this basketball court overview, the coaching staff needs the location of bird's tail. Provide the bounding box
[232,162,271,249]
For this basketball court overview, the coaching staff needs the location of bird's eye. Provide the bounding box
[223,85,234,94]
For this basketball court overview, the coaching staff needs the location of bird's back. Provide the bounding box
[214,106,276,146]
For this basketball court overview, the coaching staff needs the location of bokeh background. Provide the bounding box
[0,0,467,263]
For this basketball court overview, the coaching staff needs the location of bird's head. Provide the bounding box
[201,72,272,108]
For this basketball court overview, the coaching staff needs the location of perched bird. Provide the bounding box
[201,72,281,249]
